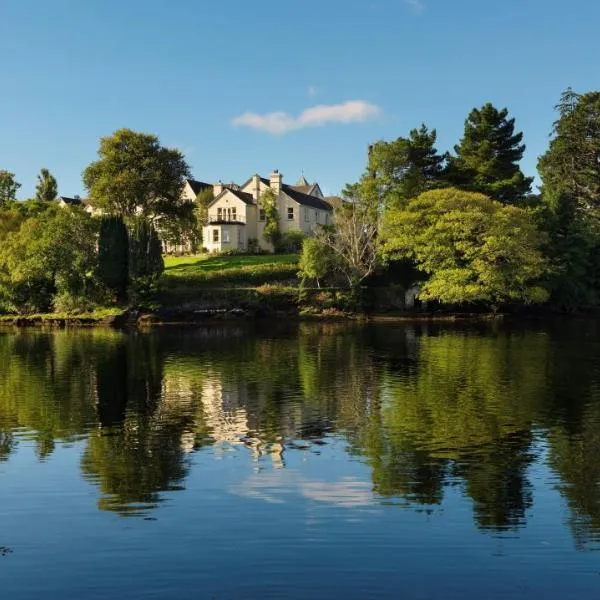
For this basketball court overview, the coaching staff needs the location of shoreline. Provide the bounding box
[0,307,592,328]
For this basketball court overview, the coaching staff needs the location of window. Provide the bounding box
[259,209,266,221]
[217,208,222,220]
[223,230,230,243]
[287,207,294,220]
[314,211,318,222]
[232,207,237,221]
[304,207,309,222]
[212,229,219,242]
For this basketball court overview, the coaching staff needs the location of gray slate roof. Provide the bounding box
[282,185,332,211]
[186,179,212,195]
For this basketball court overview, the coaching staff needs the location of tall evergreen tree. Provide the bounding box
[538,90,600,218]
[446,103,533,204]
[128,219,164,299]
[364,124,445,210]
[537,89,600,307]
[98,217,129,302]
[35,168,58,202]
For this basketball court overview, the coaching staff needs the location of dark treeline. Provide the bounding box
[2,90,600,313]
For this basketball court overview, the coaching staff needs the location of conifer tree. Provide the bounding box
[446,103,532,204]
[35,168,58,202]
[98,216,129,302]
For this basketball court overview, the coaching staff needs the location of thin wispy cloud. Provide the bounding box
[308,85,318,98]
[232,100,381,135]
[404,0,425,13]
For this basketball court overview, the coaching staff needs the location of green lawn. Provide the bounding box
[160,254,300,296]
[164,253,298,275]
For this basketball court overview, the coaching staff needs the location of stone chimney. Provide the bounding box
[213,180,224,196]
[270,170,282,195]
[252,174,261,201]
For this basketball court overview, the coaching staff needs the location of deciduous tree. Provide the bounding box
[82,128,191,224]
[0,171,21,207]
[382,188,548,305]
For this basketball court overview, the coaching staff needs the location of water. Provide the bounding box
[1,320,600,599]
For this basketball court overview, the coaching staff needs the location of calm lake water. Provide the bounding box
[1,321,600,599]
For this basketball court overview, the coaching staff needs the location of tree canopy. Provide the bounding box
[82,128,191,224]
[35,168,58,202]
[365,124,445,210]
[0,171,21,207]
[446,103,533,204]
[382,188,548,305]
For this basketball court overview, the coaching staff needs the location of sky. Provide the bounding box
[1,0,599,199]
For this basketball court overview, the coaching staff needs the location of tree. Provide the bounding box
[366,124,445,210]
[128,218,164,300]
[0,207,99,313]
[446,103,533,204]
[195,187,214,230]
[82,128,191,224]
[316,189,379,288]
[538,90,600,219]
[298,237,335,287]
[536,90,600,307]
[0,171,21,207]
[259,188,281,251]
[34,168,58,202]
[382,188,549,306]
[98,217,129,302]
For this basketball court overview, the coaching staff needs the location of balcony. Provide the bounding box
[208,214,246,225]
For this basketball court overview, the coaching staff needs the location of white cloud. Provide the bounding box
[404,0,425,13]
[232,100,381,135]
[308,85,318,97]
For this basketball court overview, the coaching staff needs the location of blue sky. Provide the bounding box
[1,0,598,198]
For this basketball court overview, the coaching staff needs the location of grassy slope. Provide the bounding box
[159,254,300,305]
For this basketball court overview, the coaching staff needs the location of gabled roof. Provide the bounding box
[296,174,310,186]
[209,187,255,207]
[288,184,313,194]
[58,196,84,206]
[282,185,333,211]
[186,178,212,195]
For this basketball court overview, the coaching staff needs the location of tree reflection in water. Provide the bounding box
[1,321,600,548]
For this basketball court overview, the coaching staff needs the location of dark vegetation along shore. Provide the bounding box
[2,89,600,326]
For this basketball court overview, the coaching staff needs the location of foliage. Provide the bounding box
[34,168,58,202]
[259,188,281,250]
[538,90,600,219]
[365,124,445,210]
[98,216,129,302]
[0,171,21,207]
[0,207,99,313]
[316,189,379,288]
[82,128,191,225]
[128,218,164,301]
[195,188,214,229]
[279,228,305,253]
[298,237,335,287]
[445,103,533,205]
[382,188,549,306]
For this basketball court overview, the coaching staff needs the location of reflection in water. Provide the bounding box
[1,322,600,548]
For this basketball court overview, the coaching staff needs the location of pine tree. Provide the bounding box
[98,216,129,302]
[364,124,445,210]
[446,103,533,204]
[538,90,600,218]
[35,168,58,202]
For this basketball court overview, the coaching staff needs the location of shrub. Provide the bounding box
[280,229,305,253]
